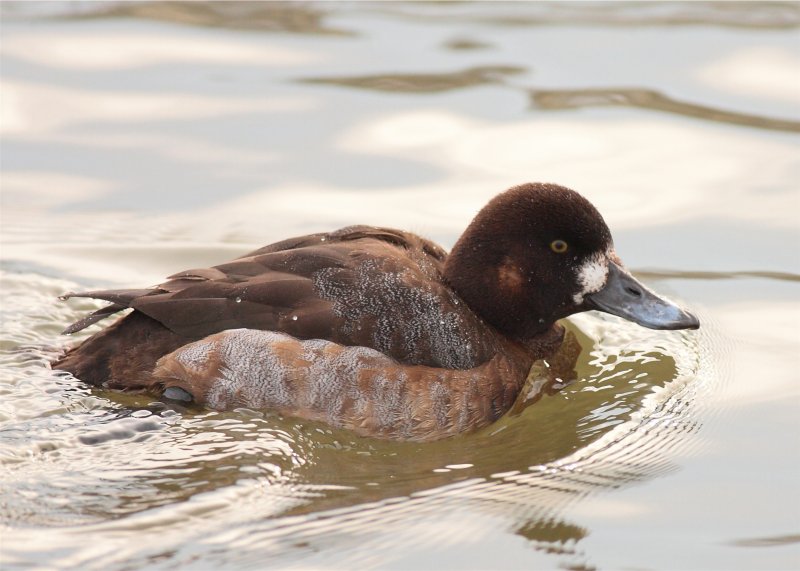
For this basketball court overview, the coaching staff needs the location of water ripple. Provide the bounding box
[0,266,713,569]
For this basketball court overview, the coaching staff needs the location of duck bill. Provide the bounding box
[584,263,699,330]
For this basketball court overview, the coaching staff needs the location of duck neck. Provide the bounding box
[445,232,555,340]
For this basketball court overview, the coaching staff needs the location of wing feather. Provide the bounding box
[59,226,458,359]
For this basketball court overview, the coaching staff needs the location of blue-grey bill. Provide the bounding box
[585,263,700,330]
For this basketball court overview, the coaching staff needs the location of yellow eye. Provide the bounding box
[550,239,568,254]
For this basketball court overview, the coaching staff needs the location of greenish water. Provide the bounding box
[1,2,798,570]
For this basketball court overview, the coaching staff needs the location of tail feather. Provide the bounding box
[61,288,157,306]
[59,288,159,334]
[62,303,127,334]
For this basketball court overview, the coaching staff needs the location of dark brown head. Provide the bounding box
[444,183,699,340]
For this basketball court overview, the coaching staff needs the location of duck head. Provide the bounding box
[444,183,699,339]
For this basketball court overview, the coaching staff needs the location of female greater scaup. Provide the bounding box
[54,183,699,440]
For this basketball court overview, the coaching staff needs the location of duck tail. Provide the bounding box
[58,288,154,334]
[53,311,185,388]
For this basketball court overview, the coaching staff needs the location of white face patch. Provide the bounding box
[572,249,613,304]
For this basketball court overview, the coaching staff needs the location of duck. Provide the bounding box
[53,183,699,441]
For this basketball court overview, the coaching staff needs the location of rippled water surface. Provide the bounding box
[2,2,799,570]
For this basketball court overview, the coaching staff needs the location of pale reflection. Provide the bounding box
[710,300,800,405]
[0,80,312,135]
[11,101,792,276]
[1,171,111,209]
[564,496,649,519]
[335,111,800,231]
[698,46,800,105]
[28,131,282,168]
[1,31,320,70]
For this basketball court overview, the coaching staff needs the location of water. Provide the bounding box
[1,2,799,570]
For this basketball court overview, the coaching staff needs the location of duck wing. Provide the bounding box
[61,255,327,339]
[60,226,491,368]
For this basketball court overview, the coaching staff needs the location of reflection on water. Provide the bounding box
[442,37,493,51]
[531,87,800,133]
[637,269,800,282]
[300,69,799,132]
[1,1,798,570]
[11,1,797,31]
[55,1,353,36]
[300,65,526,93]
[729,533,800,548]
[368,1,800,30]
